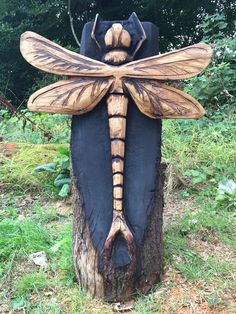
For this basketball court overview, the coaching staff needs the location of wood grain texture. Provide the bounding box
[104,23,131,48]
[20,31,113,77]
[108,117,126,139]
[21,31,212,119]
[113,186,123,199]
[107,94,128,115]
[112,159,124,173]
[111,141,125,157]
[124,79,205,119]
[113,173,124,186]
[72,177,104,298]
[106,94,132,245]
[72,164,166,302]
[21,32,212,81]
[21,31,212,291]
[28,78,112,114]
[104,210,134,250]
[113,199,123,211]
[123,43,212,80]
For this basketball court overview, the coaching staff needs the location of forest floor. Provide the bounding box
[0,117,236,313]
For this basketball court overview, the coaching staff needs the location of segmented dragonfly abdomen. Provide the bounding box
[107,94,128,212]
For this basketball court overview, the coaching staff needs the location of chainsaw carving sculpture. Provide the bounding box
[20,12,212,301]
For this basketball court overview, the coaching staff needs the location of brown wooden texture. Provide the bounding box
[124,79,205,118]
[106,93,133,257]
[20,31,212,119]
[104,23,131,48]
[28,78,113,114]
[72,164,165,302]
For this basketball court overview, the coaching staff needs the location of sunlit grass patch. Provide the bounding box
[0,143,68,194]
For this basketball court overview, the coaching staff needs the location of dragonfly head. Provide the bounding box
[91,13,147,65]
[103,23,133,65]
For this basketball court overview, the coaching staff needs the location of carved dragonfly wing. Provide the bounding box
[20,31,114,113]
[124,79,205,119]
[28,77,113,114]
[122,43,212,118]
[20,31,113,77]
[123,43,212,80]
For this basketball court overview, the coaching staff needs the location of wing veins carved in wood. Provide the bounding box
[124,79,205,119]
[20,31,212,118]
[28,78,113,114]
[20,32,113,77]
[123,43,212,80]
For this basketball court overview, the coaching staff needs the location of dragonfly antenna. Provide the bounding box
[68,0,81,48]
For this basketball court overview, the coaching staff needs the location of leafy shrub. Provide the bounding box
[33,146,71,198]
[185,13,236,119]
[216,179,236,211]
[0,108,70,144]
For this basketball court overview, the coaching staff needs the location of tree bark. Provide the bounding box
[72,164,165,302]
[71,19,164,302]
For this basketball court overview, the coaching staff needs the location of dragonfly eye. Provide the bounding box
[103,23,132,65]
[104,23,132,49]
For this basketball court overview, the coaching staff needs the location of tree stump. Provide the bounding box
[19,11,211,303]
[71,19,164,302]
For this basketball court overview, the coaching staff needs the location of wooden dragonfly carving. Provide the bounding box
[20,18,212,258]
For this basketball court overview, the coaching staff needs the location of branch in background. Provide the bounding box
[0,96,17,114]
[67,0,81,48]
[0,95,53,141]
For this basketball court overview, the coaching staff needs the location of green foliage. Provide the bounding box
[0,0,67,105]
[32,202,59,223]
[33,146,71,198]
[0,217,53,284]
[0,218,53,259]
[216,179,236,211]
[50,223,74,285]
[0,0,235,106]
[185,13,236,118]
[0,109,70,144]
[164,201,236,288]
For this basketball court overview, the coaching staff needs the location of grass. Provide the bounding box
[15,272,49,296]
[0,143,68,195]
[0,115,236,312]
[163,118,236,194]
[0,217,53,285]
